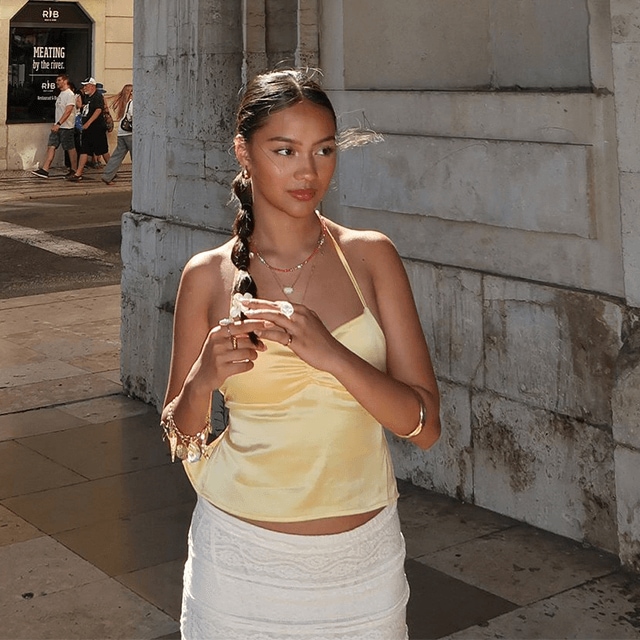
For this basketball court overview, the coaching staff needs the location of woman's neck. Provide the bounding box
[251,212,324,263]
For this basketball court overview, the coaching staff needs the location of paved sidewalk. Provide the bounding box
[1,285,640,639]
[0,166,132,204]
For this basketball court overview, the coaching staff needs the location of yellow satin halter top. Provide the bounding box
[184,229,399,522]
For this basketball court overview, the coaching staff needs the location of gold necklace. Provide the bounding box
[253,218,326,274]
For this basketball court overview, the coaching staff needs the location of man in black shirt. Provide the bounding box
[67,77,111,182]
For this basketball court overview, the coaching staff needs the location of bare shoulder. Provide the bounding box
[182,239,233,282]
[177,239,236,310]
[325,219,401,273]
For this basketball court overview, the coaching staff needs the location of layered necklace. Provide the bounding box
[252,217,326,296]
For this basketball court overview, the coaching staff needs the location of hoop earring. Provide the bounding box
[242,168,250,181]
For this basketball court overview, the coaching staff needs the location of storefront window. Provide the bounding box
[8,1,92,123]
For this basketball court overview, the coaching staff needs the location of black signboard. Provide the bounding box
[7,2,92,123]
[12,1,92,28]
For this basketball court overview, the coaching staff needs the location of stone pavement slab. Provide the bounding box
[0,440,86,499]
[0,406,87,441]
[0,505,44,547]
[0,168,132,204]
[0,537,176,640]
[0,578,178,640]
[423,523,619,606]
[3,463,194,535]
[0,285,123,414]
[446,571,640,639]
[117,558,186,621]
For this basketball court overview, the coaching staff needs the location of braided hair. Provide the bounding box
[229,69,337,299]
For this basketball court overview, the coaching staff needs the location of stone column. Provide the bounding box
[297,0,319,67]
[610,1,640,573]
[244,0,268,81]
[122,0,244,407]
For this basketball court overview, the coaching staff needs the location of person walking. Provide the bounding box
[67,77,110,182]
[101,84,133,185]
[31,74,77,178]
[161,68,441,639]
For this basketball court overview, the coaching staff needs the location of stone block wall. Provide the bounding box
[388,263,622,554]
[602,0,640,573]
[342,0,591,90]
[123,0,640,571]
[319,0,640,570]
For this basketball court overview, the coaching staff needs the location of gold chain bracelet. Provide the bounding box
[161,399,212,462]
[396,398,426,439]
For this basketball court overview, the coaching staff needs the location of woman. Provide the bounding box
[101,83,133,185]
[162,68,441,639]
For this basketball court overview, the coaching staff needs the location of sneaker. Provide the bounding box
[31,168,49,178]
[67,174,83,182]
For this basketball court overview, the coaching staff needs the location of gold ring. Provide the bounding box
[286,333,293,347]
[231,336,238,350]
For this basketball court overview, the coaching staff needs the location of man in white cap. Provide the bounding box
[67,77,110,182]
[31,74,77,178]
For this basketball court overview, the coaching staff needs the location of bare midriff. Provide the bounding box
[232,506,385,536]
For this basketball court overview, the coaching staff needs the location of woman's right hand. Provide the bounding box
[185,318,267,393]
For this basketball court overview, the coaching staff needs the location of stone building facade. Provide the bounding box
[1,0,133,170]
[122,0,640,572]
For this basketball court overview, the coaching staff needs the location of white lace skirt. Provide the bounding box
[181,496,409,639]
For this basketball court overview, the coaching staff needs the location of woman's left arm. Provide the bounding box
[326,235,440,450]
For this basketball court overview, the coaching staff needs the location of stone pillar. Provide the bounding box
[610,1,640,572]
[297,0,319,67]
[243,0,268,81]
[612,3,640,307]
[122,0,243,407]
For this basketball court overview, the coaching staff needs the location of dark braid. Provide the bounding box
[230,172,257,298]
[229,172,259,344]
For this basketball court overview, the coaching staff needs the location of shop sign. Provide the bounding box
[8,2,91,123]
[11,2,90,28]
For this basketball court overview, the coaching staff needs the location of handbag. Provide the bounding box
[74,113,83,131]
[120,101,133,132]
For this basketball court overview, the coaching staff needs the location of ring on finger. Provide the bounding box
[278,301,294,319]
[286,332,293,347]
[231,336,238,350]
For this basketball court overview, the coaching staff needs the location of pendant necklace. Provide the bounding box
[252,217,326,295]
[267,261,317,303]
[272,267,304,296]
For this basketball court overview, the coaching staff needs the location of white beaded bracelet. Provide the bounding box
[396,399,426,439]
